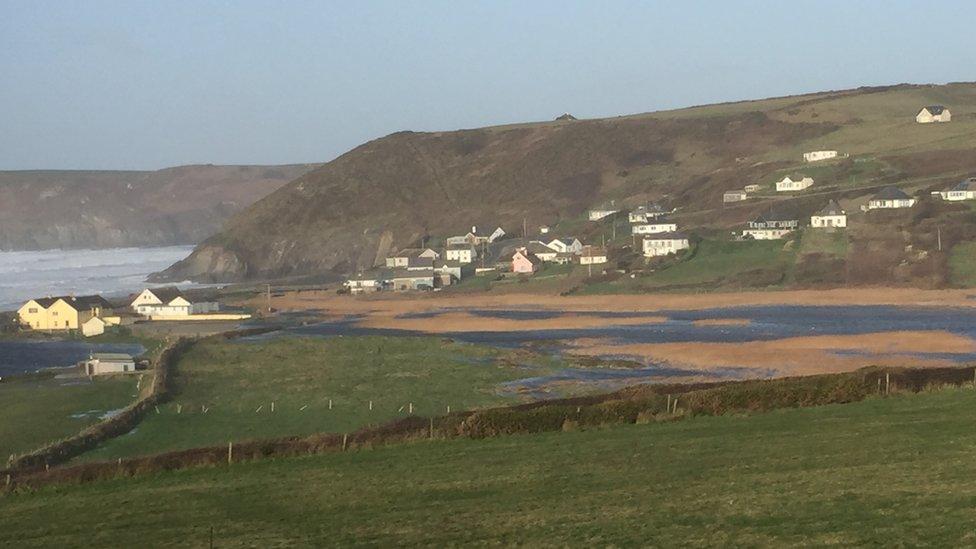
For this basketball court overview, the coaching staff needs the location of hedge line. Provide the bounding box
[3,364,974,493]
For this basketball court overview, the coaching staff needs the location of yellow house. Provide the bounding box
[17,295,113,331]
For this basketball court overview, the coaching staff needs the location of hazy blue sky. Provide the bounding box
[1,0,974,170]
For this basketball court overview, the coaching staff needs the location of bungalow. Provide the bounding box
[803,150,838,163]
[434,261,475,284]
[526,241,559,262]
[512,248,543,274]
[743,208,799,240]
[80,353,136,376]
[579,246,608,265]
[82,316,107,337]
[385,248,439,268]
[776,176,814,192]
[131,288,219,318]
[643,232,690,257]
[632,221,677,235]
[446,226,505,247]
[345,271,391,294]
[724,190,748,203]
[865,186,915,210]
[628,204,669,223]
[916,105,951,124]
[17,295,113,331]
[390,268,436,291]
[546,237,584,255]
[810,200,847,228]
[743,184,761,193]
[445,245,477,264]
[933,178,976,201]
[588,202,619,221]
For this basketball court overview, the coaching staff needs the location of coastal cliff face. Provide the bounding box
[0,164,316,251]
[156,83,976,285]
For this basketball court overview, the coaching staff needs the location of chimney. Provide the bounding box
[471,225,477,234]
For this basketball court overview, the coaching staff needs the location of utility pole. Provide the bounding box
[266,284,272,313]
[522,217,527,241]
[938,226,942,252]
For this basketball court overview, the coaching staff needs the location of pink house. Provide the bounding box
[512,248,542,274]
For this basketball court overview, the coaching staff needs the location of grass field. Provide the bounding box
[0,374,142,461]
[77,335,570,462]
[949,241,976,286]
[797,228,849,257]
[5,387,976,546]
[582,238,794,293]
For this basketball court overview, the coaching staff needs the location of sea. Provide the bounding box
[0,246,197,376]
[0,245,196,311]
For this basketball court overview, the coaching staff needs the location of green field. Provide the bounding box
[78,336,570,461]
[797,228,849,257]
[5,388,976,546]
[0,374,142,461]
[949,241,976,287]
[582,238,794,293]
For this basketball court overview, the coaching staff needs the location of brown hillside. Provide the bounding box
[159,82,976,283]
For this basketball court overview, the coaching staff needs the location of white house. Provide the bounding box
[546,237,583,255]
[916,105,951,124]
[865,187,915,210]
[643,232,690,257]
[446,226,505,247]
[632,221,678,235]
[346,271,391,294]
[803,150,838,162]
[724,190,748,203]
[390,269,436,291]
[933,178,976,201]
[810,200,847,228]
[445,245,477,264]
[742,209,799,240]
[776,176,814,192]
[579,246,608,265]
[743,184,761,193]
[131,288,219,318]
[588,203,619,221]
[628,204,669,223]
[81,353,136,376]
[386,248,439,268]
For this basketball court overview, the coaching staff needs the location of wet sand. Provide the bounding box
[569,331,976,377]
[356,311,668,333]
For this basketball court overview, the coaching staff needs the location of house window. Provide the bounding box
[28,307,38,313]
[52,311,58,317]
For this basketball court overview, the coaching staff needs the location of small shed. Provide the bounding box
[82,353,136,376]
[81,316,106,337]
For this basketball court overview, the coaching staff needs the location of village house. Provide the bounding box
[743,208,799,240]
[434,261,474,285]
[776,176,814,192]
[810,200,847,228]
[628,204,669,223]
[17,295,113,331]
[579,245,608,265]
[526,241,558,262]
[642,232,690,257]
[743,184,761,193]
[588,202,619,221]
[916,105,951,124]
[345,271,391,294]
[446,226,505,247]
[390,268,435,291]
[546,237,584,255]
[82,316,107,337]
[80,352,137,376]
[512,248,543,274]
[445,245,477,264]
[865,186,915,210]
[803,150,838,162]
[130,288,219,318]
[632,221,677,235]
[933,178,976,201]
[724,190,748,203]
[385,248,439,268]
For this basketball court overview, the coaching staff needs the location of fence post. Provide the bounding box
[369,400,373,411]
[885,373,890,395]
[342,434,348,451]
[667,394,671,413]
[228,442,233,465]
[429,417,434,439]
[329,399,333,410]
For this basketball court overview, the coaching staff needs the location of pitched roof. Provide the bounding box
[920,105,946,115]
[551,237,579,246]
[952,178,976,192]
[513,249,543,265]
[390,268,435,279]
[754,206,799,223]
[581,246,607,257]
[406,257,435,269]
[33,295,112,310]
[390,248,422,259]
[871,186,911,201]
[815,200,845,216]
[526,241,555,255]
[147,287,185,304]
[644,231,688,241]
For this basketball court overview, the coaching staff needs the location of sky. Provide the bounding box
[1,0,975,171]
